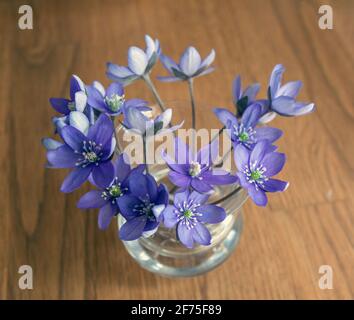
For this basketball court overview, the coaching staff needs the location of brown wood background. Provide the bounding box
[0,0,353,300]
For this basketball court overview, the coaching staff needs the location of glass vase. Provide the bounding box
[116,101,248,277]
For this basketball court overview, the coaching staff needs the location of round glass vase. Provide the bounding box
[116,101,248,277]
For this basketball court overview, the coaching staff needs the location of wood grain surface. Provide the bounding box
[0,0,353,300]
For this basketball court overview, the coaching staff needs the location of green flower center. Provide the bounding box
[238,131,249,142]
[105,94,125,112]
[84,151,98,162]
[250,170,262,181]
[183,209,193,219]
[109,185,121,197]
[189,161,201,177]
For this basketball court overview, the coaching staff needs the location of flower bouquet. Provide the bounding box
[43,35,315,276]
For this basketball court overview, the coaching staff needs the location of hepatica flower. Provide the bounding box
[50,75,87,115]
[86,81,149,117]
[163,190,226,248]
[163,138,237,193]
[106,35,160,85]
[117,173,169,240]
[46,114,115,193]
[77,154,145,230]
[124,107,183,136]
[214,104,283,150]
[232,75,266,117]
[235,141,289,206]
[265,64,315,118]
[158,46,215,82]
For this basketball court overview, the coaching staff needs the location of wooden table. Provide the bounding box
[0,0,353,300]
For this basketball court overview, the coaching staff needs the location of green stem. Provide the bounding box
[143,74,166,113]
[187,78,197,153]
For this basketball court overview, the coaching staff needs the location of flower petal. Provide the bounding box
[61,125,86,151]
[74,91,87,113]
[98,203,115,230]
[106,82,124,97]
[254,127,283,143]
[243,83,261,102]
[70,75,85,100]
[261,152,286,177]
[248,184,268,206]
[114,153,131,182]
[191,178,213,193]
[180,46,201,76]
[277,80,302,98]
[201,170,238,185]
[200,49,215,69]
[197,204,226,224]
[213,108,237,127]
[159,53,179,73]
[233,75,242,102]
[177,222,194,248]
[77,190,107,209]
[47,145,78,168]
[262,179,289,192]
[119,216,147,241]
[192,222,211,246]
[106,63,134,78]
[168,172,191,188]
[125,107,148,134]
[92,161,115,188]
[42,138,63,151]
[234,144,250,171]
[269,64,285,98]
[69,111,90,135]
[86,86,106,112]
[116,194,141,219]
[60,166,92,193]
[87,113,114,146]
[128,46,148,75]
[49,98,70,114]
[188,190,209,206]
[250,141,270,167]
[241,103,262,128]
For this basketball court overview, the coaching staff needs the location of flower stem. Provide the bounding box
[143,135,149,174]
[143,74,166,113]
[187,78,197,153]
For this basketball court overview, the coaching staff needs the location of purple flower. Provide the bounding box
[46,113,116,193]
[106,35,160,85]
[77,154,145,230]
[163,138,237,193]
[214,104,283,150]
[86,81,149,116]
[117,173,169,240]
[163,189,226,248]
[50,75,87,115]
[265,64,315,119]
[124,107,183,136]
[158,47,215,82]
[235,141,289,206]
[232,75,266,117]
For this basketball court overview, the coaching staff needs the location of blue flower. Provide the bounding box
[163,138,237,193]
[106,35,160,85]
[46,113,116,193]
[86,81,149,116]
[117,173,169,240]
[124,107,183,136]
[232,75,266,116]
[77,153,145,230]
[265,64,315,119]
[158,46,215,82]
[162,189,226,248]
[214,104,283,150]
[234,141,289,206]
